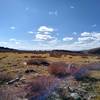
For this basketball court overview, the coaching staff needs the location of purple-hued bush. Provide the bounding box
[72,63,100,80]
[48,62,90,80]
[25,75,60,100]
[73,67,89,80]
[48,62,70,78]
[48,62,79,78]
[86,62,100,70]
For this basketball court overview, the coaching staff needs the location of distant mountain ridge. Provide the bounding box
[0,47,100,55]
[85,47,100,54]
[0,47,18,52]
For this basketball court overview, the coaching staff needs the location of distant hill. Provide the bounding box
[46,48,100,55]
[85,47,100,55]
[0,47,100,55]
[0,47,18,52]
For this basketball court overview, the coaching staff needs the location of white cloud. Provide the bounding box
[57,32,99,50]
[33,31,100,50]
[9,38,22,45]
[0,42,8,45]
[0,40,21,49]
[63,37,73,41]
[73,32,100,50]
[0,39,26,50]
[10,26,16,30]
[38,26,54,33]
[49,10,58,16]
[92,32,100,39]
[78,37,96,43]
[81,32,92,37]
[80,32,100,40]
[35,33,54,41]
[34,26,57,42]
[2,31,100,51]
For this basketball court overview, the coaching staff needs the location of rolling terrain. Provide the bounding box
[0,47,100,100]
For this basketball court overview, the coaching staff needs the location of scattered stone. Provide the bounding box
[6,77,20,85]
[25,69,36,74]
[70,93,81,100]
[6,75,22,85]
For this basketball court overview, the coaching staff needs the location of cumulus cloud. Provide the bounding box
[34,26,57,42]
[63,37,73,41]
[78,37,96,43]
[81,32,100,39]
[35,33,54,41]
[81,32,92,37]
[33,31,100,50]
[55,32,99,50]
[92,32,100,40]
[38,26,54,34]
[80,32,100,40]
[72,32,100,50]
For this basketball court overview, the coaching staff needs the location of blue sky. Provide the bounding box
[0,0,100,50]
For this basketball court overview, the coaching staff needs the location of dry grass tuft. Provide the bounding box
[25,58,50,66]
[49,51,63,58]
[0,72,15,85]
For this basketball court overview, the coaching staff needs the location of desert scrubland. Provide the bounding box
[0,52,100,100]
